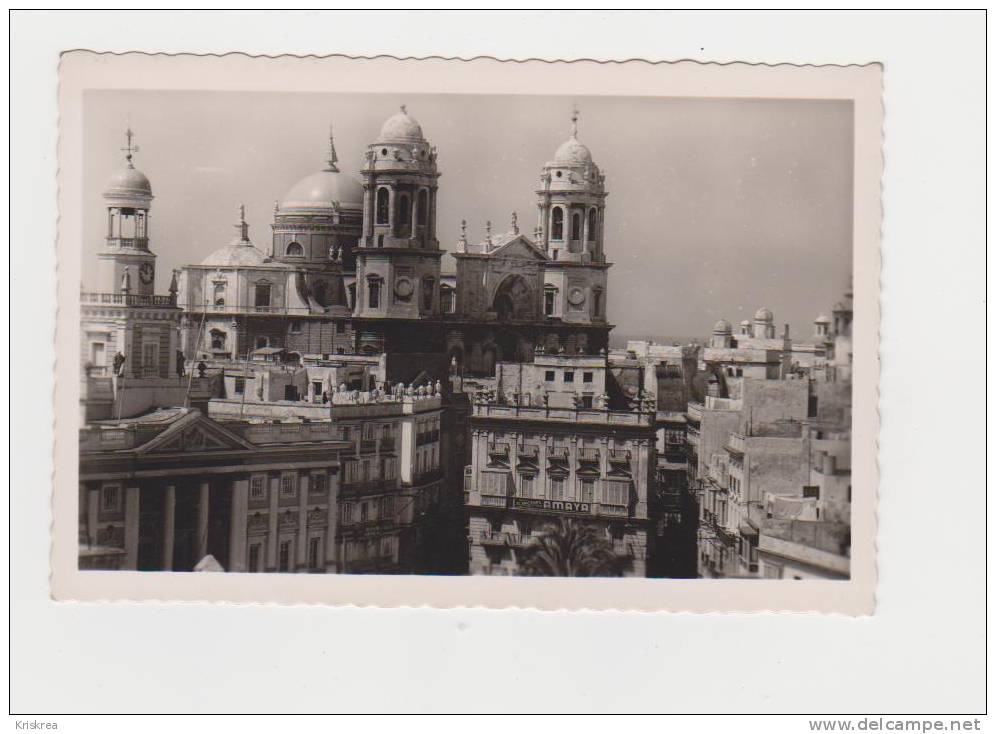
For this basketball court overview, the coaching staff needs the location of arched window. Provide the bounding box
[544,286,558,317]
[592,288,603,318]
[571,212,582,241]
[416,190,428,225]
[422,277,434,311]
[398,194,411,226]
[440,284,454,314]
[213,283,226,306]
[587,209,597,241]
[367,277,381,309]
[551,208,564,240]
[375,188,389,224]
[286,242,303,257]
[209,329,226,351]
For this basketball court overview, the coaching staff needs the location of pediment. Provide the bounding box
[488,235,549,262]
[137,413,256,454]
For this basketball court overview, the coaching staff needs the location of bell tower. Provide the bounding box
[355,105,443,320]
[96,128,158,296]
[537,111,611,328]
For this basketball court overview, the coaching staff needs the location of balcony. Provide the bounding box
[608,449,631,464]
[547,446,569,464]
[487,443,510,464]
[81,292,177,308]
[340,478,396,496]
[578,447,601,464]
[596,502,629,517]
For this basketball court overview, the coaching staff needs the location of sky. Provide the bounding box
[81,89,853,342]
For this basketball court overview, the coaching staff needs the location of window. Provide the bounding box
[254,282,271,308]
[213,283,226,305]
[551,478,565,500]
[248,544,261,572]
[142,342,158,376]
[519,473,535,499]
[289,320,302,334]
[375,188,389,224]
[381,537,394,558]
[398,194,411,225]
[580,478,595,503]
[210,329,227,351]
[278,540,291,572]
[286,242,304,257]
[440,285,454,314]
[280,473,297,498]
[416,190,428,225]
[382,457,397,481]
[234,377,246,395]
[249,475,266,500]
[360,502,368,523]
[551,207,564,240]
[368,278,381,309]
[571,212,581,240]
[254,336,270,350]
[544,288,556,316]
[587,208,597,241]
[581,394,593,409]
[803,486,820,500]
[101,485,120,512]
[311,473,328,495]
[380,496,395,521]
[422,278,434,311]
[592,289,603,317]
[308,537,321,570]
[603,481,627,506]
[583,371,593,383]
[481,472,508,496]
[544,370,555,382]
[564,371,575,383]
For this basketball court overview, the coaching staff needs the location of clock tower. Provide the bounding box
[96,128,158,296]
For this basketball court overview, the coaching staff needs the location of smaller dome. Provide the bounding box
[104,164,152,199]
[279,170,364,211]
[754,307,774,322]
[376,106,424,144]
[713,318,732,334]
[815,313,831,324]
[553,137,593,166]
[740,319,751,327]
[201,243,268,268]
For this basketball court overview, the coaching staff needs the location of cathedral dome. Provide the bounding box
[104,164,152,198]
[815,313,831,324]
[201,205,269,267]
[279,169,364,212]
[553,137,593,166]
[376,106,425,143]
[754,307,774,322]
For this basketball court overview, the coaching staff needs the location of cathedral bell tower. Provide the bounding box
[354,105,443,320]
[97,128,158,296]
[536,110,611,327]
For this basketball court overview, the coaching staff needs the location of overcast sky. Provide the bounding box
[82,90,853,341]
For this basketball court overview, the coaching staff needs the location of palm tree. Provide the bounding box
[518,518,622,577]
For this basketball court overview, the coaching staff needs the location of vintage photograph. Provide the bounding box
[56,53,880,610]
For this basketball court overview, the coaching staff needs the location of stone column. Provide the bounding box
[296,474,309,571]
[123,486,140,570]
[86,486,99,547]
[580,207,589,252]
[229,478,249,572]
[538,438,548,500]
[387,186,396,238]
[362,186,372,239]
[267,476,279,570]
[197,481,210,562]
[429,188,438,247]
[410,189,419,246]
[326,469,339,573]
[162,484,176,570]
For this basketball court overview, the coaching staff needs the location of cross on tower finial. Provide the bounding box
[400,104,407,115]
[236,203,249,242]
[460,219,467,242]
[326,123,339,172]
[571,107,579,138]
[121,127,139,166]
[511,211,519,234]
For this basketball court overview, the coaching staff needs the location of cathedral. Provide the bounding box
[177,106,613,385]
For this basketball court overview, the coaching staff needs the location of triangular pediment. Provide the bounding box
[137,412,256,454]
[488,235,549,262]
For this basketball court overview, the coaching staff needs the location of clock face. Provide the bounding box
[567,287,586,306]
[138,262,155,284]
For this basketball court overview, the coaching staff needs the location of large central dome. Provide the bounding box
[279,169,364,212]
[376,105,425,144]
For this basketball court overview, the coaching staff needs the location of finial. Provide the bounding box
[168,269,179,295]
[235,203,249,242]
[121,127,139,167]
[571,107,579,139]
[326,123,339,172]
[460,219,467,243]
[400,104,407,115]
[511,211,518,234]
[485,220,492,246]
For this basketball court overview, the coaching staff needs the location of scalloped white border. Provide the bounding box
[52,52,881,614]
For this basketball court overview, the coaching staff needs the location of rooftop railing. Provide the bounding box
[81,292,177,308]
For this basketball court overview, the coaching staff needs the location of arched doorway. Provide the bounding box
[492,274,531,322]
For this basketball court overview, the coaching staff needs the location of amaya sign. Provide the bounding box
[512,498,591,515]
